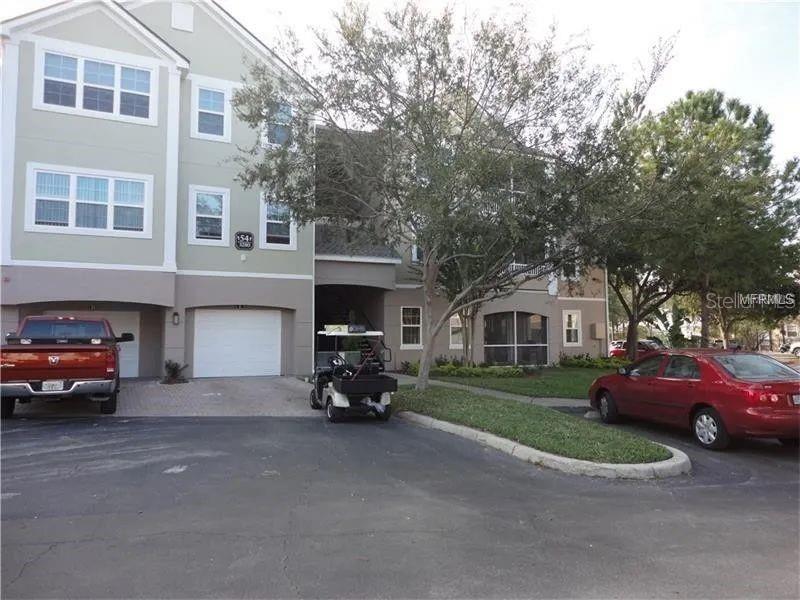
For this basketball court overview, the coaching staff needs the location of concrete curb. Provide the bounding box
[397,411,691,479]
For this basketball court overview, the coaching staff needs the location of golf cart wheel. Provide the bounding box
[598,390,619,424]
[1,398,15,419]
[326,399,343,423]
[309,388,322,409]
[692,407,730,450]
[376,405,392,422]
[100,393,118,415]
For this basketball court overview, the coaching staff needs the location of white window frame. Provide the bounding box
[32,36,159,127]
[188,185,230,247]
[261,103,294,148]
[190,75,235,143]
[400,306,423,350]
[259,195,297,251]
[563,309,582,347]
[484,311,549,365]
[449,314,463,350]
[24,162,153,238]
[411,244,423,264]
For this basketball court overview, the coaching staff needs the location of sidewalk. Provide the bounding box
[391,373,587,408]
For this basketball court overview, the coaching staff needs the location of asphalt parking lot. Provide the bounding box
[2,413,798,599]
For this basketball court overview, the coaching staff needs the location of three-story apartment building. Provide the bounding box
[1,0,609,379]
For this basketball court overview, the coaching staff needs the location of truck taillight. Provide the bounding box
[106,349,116,374]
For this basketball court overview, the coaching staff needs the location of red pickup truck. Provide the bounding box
[1,316,134,418]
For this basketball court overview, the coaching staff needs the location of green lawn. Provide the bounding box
[435,367,612,399]
[394,386,670,464]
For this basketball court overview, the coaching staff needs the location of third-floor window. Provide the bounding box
[38,49,155,125]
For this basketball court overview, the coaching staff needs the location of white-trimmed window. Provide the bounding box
[25,163,152,238]
[449,315,463,350]
[264,103,293,146]
[260,196,297,250]
[401,306,422,349]
[190,75,234,143]
[563,310,582,346]
[188,186,229,246]
[35,42,157,125]
[411,244,423,264]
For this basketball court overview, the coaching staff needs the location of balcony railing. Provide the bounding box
[508,262,550,278]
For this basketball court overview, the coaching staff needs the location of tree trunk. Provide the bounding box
[466,310,477,366]
[700,276,710,348]
[416,251,440,391]
[625,316,639,361]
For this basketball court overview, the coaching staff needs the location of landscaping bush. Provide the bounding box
[432,364,522,378]
[558,352,628,369]
[162,360,188,384]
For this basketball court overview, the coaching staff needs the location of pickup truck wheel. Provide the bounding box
[100,393,118,415]
[1,398,15,419]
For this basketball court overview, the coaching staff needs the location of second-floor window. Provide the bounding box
[39,50,154,124]
[189,186,230,246]
[26,163,151,238]
[260,197,297,250]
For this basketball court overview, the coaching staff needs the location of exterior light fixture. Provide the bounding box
[172,312,180,326]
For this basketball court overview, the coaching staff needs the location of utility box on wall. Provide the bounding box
[590,322,606,340]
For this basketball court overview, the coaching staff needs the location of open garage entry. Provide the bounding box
[192,308,282,377]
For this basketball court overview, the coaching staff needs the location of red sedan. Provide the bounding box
[588,350,800,449]
[609,340,660,360]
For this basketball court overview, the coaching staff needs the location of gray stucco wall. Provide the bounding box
[10,15,170,266]
[129,1,315,277]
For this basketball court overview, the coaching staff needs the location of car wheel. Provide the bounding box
[100,393,118,415]
[1,398,15,419]
[793,347,800,357]
[326,399,342,423]
[309,388,322,409]
[598,391,619,424]
[778,438,799,448]
[376,405,392,422]
[692,407,730,450]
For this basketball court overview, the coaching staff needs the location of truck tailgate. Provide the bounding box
[0,345,112,382]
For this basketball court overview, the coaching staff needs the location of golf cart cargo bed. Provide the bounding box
[332,374,398,395]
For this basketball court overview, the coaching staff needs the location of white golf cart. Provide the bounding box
[310,325,397,422]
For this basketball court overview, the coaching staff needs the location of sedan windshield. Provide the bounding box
[20,320,108,339]
[713,354,800,382]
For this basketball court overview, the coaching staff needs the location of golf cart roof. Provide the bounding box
[316,330,384,337]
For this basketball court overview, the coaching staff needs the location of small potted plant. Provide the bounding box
[162,360,188,384]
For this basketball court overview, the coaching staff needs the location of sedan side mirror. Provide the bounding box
[117,332,135,343]
[618,366,628,376]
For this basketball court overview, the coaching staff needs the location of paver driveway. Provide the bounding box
[11,377,315,417]
[2,414,798,599]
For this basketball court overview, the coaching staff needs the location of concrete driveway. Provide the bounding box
[11,377,315,418]
[2,414,797,599]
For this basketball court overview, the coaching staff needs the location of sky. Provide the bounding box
[2,0,798,163]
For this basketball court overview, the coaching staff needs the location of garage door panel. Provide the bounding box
[193,309,281,377]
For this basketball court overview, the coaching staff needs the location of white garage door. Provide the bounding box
[193,309,282,377]
[43,310,140,378]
